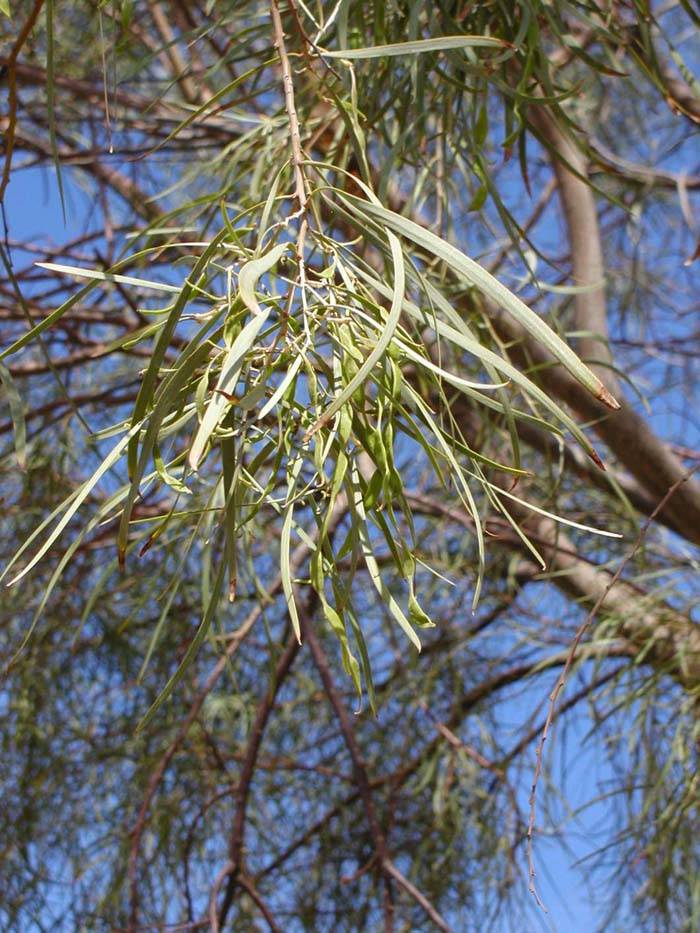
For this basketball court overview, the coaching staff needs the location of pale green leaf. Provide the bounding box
[0,361,26,468]
[7,423,140,586]
[188,309,270,470]
[35,262,182,293]
[305,228,405,438]
[347,197,620,411]
[238,242,289,316]
[323,35,508,59]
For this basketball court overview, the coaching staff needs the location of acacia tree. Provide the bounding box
[1,1,699,930]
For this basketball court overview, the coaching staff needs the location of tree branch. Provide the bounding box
[299,602,395,932]
[407,490,700,691]
[383,859,450,933]
[0,0,45,205]
[528,106,617,391]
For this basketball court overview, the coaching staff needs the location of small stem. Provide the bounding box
[299,604,395,932]
[270,0,310,343]
[0,0,46,207]
[270,0,308,216]
[383,858,451,933]
[526,464,700,907]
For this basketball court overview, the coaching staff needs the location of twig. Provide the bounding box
[270,0,309,342]
[383,859,451,932]
[237,874,282,933]
[0,0,46,207]
[256,788,363,878]
[500,665,625,778]
[526,464,700,907]
[270,0,308,217]
[299,604,395,932]
[212,496,350,928]
[420,701,503,778]
[210,864,281,933]
[215,628,303,926]
[208,860,234,932]
[127,604,261,930]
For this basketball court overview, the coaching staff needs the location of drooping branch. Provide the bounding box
[212,495,350,928]
[299,602,395,932]
[0,0,46,206]
[529,107,617,391]
[408,492,700,692]
[522,96,700,544]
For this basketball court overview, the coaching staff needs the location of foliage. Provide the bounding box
[0,1,699,930]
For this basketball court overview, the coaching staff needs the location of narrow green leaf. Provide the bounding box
[0,361,26,468]
[323,35,509,59]
[257,351,304,420]
[35,262,182,294]
[238,242,289,316]
[189,309,270,470]
[348,197,620,411]
[403,303,603,466]
[488,482,624,539]
[349,465,421,652]
[7,424,140,586]
[127,230,228,478]
[138,486,216,682]
[137,555,227,733]
[0,280,98,362]
[401,382,486,608]
[281,454,304,643]
[306,229,405,439]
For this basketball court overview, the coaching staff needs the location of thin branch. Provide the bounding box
[212,497,350,928]
[214,627,303,927]
[270,0,310,343]
[208,860,234,933]
[270,0,308,216]
[0,0,45,206]
[299,604,394,931]
[237,874,282,933]
[127,604,277,929]
[147,0,200,104]
[526,464,700,907]
[383,859,451,933]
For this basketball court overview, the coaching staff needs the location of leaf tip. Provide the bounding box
[597,384,621,411]
[588,447,606,471]
[684,240,700,266]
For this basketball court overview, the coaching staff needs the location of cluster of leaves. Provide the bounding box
[1,2,626,708]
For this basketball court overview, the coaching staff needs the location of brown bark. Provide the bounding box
[407,493,700,692]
